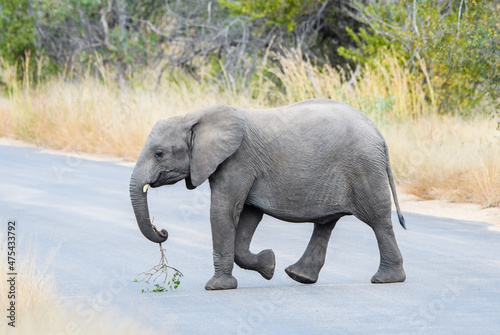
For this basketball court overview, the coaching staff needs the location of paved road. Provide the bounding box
[1,143,499,334]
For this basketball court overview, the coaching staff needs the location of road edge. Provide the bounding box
[2,136,499,231]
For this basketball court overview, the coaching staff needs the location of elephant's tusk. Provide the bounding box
[143,184,150,193]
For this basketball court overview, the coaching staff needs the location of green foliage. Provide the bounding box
[34,0,165,75]
[2,0,497,119]
[338,27,402,66]
[150,283,167,292]
[137,271,182,293]
[0,0,168,84]
[135,243,183,293]
[434,3,500,103]
[340,0,500,115]
[219,0,318,32]
[0,0,36,76]
[167,270,182,290]
[141,283,167,293]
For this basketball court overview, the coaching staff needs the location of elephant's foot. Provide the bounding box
[256,249,275,280]
[371,266,406,284]
[285,262,320,284]
[205,274,238,290]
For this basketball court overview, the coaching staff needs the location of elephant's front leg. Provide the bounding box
[204,190,245,290]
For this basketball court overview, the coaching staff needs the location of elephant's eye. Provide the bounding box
[155,149,163,159]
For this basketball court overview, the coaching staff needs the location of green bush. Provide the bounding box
[0,0,37,79]
[219,0,318,32]
[338,0,500,115]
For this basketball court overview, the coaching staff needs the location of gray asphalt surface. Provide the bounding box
[1,143,499,334]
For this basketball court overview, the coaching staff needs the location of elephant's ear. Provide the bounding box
[184,105,245,187]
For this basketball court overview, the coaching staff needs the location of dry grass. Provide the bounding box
[0,53,498,206]
[0,243,56,315]
[0,63,264,160]
[0,241,154,335]
[383,116,500,207]
[272,51,431,122]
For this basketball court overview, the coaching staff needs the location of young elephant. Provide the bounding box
[129,99,406,290]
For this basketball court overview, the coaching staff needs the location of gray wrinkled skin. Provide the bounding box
[130,99,406,290]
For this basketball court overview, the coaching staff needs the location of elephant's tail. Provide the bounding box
[384,142,406,229]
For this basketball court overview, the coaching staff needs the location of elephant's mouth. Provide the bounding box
[150,170,188,188]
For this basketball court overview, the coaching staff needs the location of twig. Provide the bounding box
[138,243,183,286]
[457,0,465,39]
[99,0,116,50]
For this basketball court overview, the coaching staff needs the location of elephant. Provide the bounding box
[129,98,406,290]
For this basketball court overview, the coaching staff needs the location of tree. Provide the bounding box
[33,0,168,84]
[341,0,500,114]
[0,0,36,78]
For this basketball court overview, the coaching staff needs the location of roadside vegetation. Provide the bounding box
[0,242,153,334]
[1,52,498,207]
[1,0,499,209]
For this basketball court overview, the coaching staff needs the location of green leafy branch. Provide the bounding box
[134,242,183,293]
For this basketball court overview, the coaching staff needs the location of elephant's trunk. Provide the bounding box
[129,173,168,244]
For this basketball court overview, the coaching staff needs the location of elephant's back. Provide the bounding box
[240,99,384,150]
[285,98,378,130]
[240,98,388,184]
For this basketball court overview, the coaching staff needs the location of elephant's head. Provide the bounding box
[129,105,245,244]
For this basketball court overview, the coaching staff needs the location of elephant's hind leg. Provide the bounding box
[351,174,405,284]
[369,219,406,283]
[285,220,338,284]
[234,205,275,280]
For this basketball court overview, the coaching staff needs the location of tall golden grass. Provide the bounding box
[0,241,153,334]
[0,52,498,206]
[272,50,431,121]
[0,59,265,160]
[383,117,500,207]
